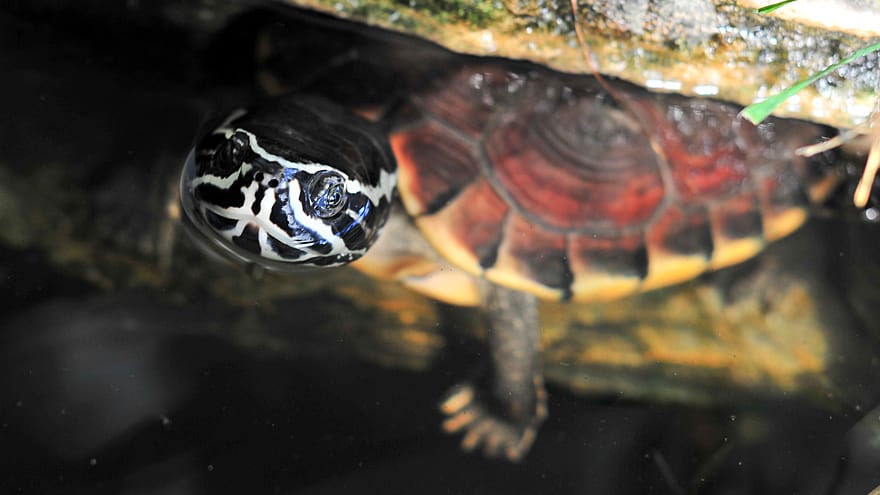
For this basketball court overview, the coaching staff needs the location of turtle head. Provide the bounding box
[180,96,397,269]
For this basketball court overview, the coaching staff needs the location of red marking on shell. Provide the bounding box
[388,65,834,299]
[391,120,481,215]
[484,99,665,232]
[414,66,513,138]
[630,96,752,204]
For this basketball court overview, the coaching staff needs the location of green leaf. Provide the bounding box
[757,0,799,14]
[740,41,880,125]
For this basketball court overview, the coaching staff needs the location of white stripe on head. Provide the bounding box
[237,129,395,205]
[185,117,395,267]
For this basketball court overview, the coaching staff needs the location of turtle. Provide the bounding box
[178,16,844,461]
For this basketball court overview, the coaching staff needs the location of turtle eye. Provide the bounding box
[307,171,348,219]
[212,131,250,175]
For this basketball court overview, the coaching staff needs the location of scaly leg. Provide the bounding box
[440,284,547,461]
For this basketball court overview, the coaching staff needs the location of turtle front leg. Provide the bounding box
[440,284,547,462]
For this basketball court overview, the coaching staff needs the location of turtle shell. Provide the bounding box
[390,66,836,302]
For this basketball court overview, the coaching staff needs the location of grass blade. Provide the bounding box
[757,0,800,14]
[740,41,880,124]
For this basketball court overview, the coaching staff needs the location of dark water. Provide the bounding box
[2,2,880,493]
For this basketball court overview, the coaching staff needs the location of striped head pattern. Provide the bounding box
[180,96,397,268]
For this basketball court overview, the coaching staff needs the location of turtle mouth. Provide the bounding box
[179,149,256,268]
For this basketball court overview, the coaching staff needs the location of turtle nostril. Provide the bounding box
[212,131,251,176]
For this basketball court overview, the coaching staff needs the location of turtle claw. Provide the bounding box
[440,378,548,462]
